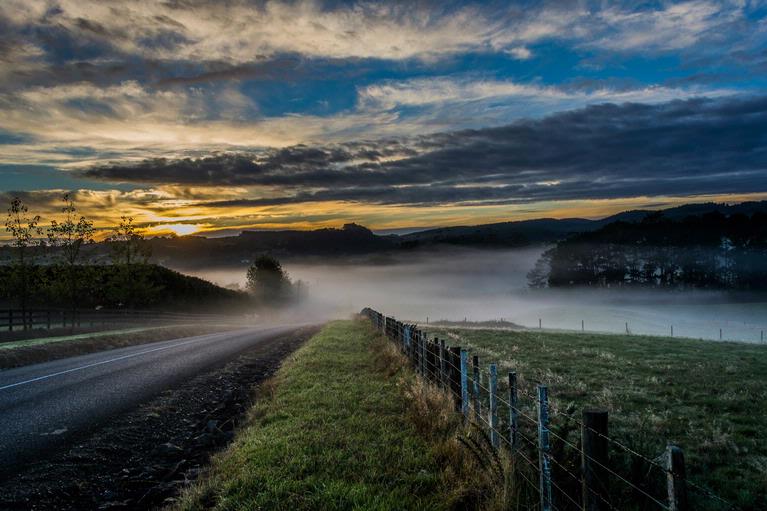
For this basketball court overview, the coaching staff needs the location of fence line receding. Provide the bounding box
[362,307,737,511]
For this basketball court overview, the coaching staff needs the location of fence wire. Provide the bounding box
[363,308,739,511]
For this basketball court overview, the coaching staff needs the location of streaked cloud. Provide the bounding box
[1,0,766,233]
[0,75,731,168]
[82,95,767,207]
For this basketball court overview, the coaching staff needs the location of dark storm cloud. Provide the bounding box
[80,94,767,206]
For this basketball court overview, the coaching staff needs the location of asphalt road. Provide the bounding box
[0,325,302,472]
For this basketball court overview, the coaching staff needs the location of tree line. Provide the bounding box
[3,195,164,316]
[527,211,767,290]
[3,196,303,319]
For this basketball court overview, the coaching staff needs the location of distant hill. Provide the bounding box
[402,201,767,248]
[535,208,767,290]
[131,200,767,268]
[147,223,396,268]
[7,201,767,270]
[400,218,599,247]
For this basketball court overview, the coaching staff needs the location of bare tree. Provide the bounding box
[47,194,94,324]
[106,216,155,309]
[107,216,150,265]
[5,197,42,329]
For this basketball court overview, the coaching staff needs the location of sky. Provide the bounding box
[1,0,767,237]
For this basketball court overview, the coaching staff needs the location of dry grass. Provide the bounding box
[372,332,526,511]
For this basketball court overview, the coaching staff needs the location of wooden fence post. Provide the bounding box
[472,355,480,421]
[404,325,410,360]
[431,340,439,382]
[508,371,518,450]
[666,445,688,511]
[8,310,12,331]
[582,410,609,511]
[421,333,426,376]
[489,363,499,449]
[414,328,419,361]
[439,339,446,388]
[415,328,421,364]
[449,346,461,410]
[537,384,553,511]
[460,349,469,418]
[46,310,51,329]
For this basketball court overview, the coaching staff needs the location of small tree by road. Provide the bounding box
[47,193,94,322]
[106,216,158,308]
[246,254,293,305]
[5,197,42,329]
[107,216,150,265]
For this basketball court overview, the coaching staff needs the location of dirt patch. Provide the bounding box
[0,324,241,370]
[0,325,319,510]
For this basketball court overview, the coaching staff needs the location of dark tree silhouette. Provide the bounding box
[106,216,157,309]
[246,254,293,304]
[47,194,94,321]
[5,197,42,329]
[530,212,767,290]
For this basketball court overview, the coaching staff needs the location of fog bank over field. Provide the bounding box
[189,247,767,344]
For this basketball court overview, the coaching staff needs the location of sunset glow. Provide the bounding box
[149,224,200,237]
[1,1,766,234]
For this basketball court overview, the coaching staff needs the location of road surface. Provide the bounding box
[0,325,303,472]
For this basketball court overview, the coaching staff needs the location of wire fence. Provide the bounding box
[428,315,767,344]
[362,307,739,511]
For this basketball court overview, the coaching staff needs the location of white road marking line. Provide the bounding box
[0,332,233,392]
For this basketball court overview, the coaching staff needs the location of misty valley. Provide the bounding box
[191,246,767,343]
[3,1,767,509]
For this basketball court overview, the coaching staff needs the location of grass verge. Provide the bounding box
[428,326,767,510]
[172,319,510,511]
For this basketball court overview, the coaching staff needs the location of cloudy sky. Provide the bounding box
[2,0,767,236]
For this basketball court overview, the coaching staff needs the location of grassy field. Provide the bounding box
[425,326,767,510]
[173,319,502,511]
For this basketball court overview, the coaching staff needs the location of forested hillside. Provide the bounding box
[529,211,767,290]
[0,264,252,312]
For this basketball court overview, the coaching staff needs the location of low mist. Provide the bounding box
[187,247,767,344]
